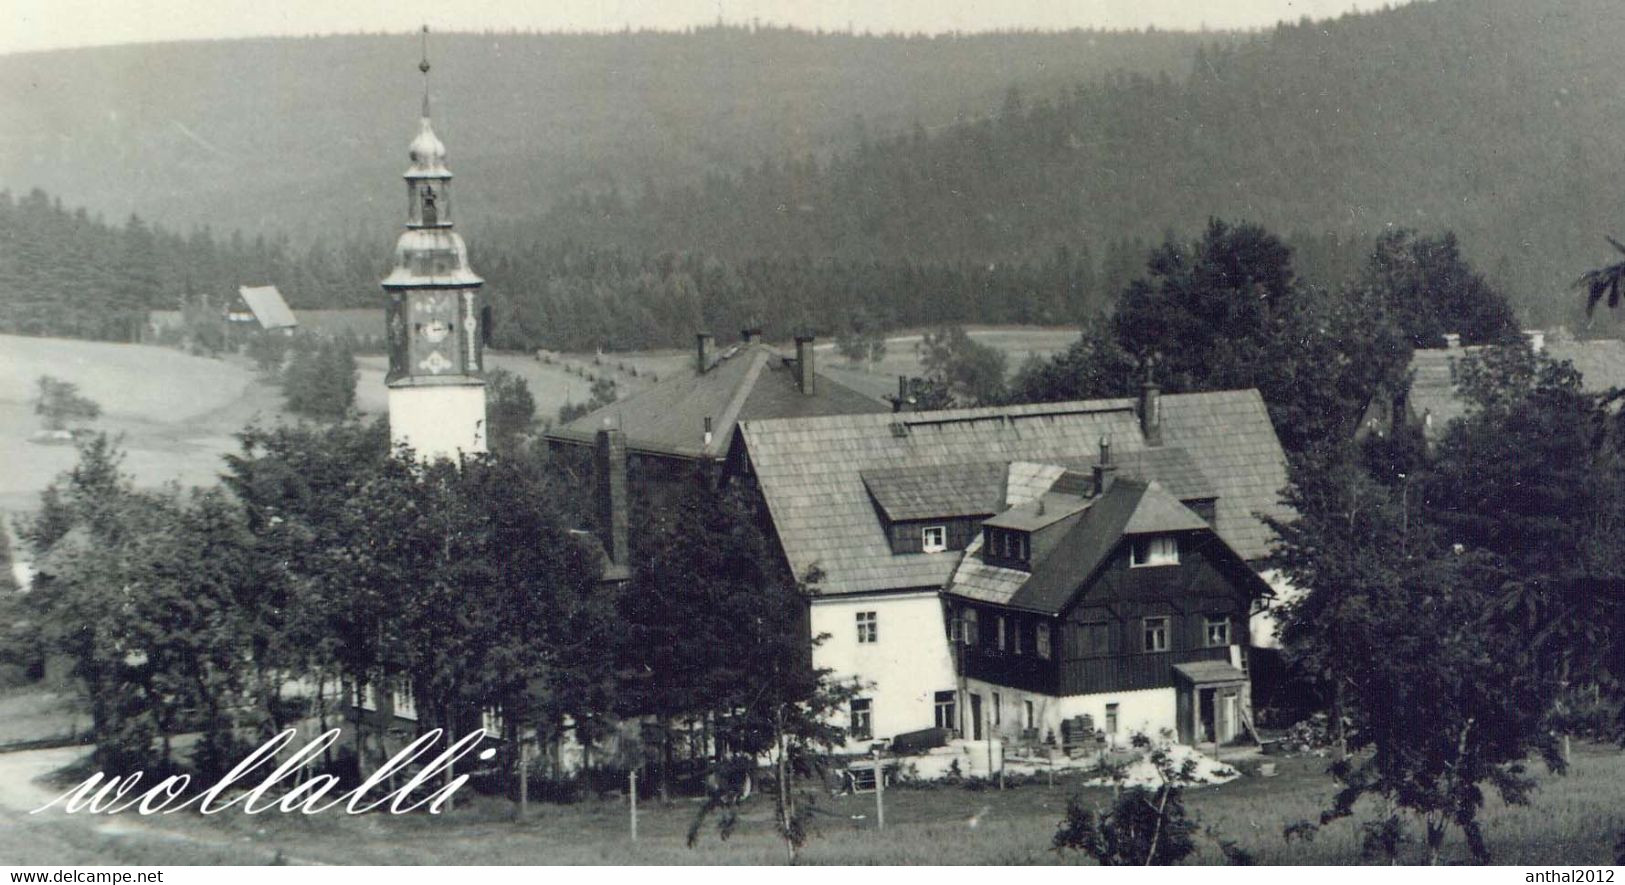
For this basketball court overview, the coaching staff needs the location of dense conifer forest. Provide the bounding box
[7,0,1625,346]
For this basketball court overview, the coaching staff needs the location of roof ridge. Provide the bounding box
[709,348,771,454]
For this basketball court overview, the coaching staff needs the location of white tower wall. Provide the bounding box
[389,384,487,460]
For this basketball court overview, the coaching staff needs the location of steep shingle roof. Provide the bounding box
[547,343,887,460]
[951,480,1247,615]
[741,390,1289,596]
[1005,479,1203,613]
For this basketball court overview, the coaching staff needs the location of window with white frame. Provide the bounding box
[922,524,947,553]
[1105,702,1120,734]
[1036,622,1052,660]
[996,615,1008,652]
[856,610,878,644]
[1143,616,1170,652]
[1131,536,1180,567]
[1204,614,1230,647]
[1012,617,1024,655]
[850,698,873,740]
[482,707,505,738]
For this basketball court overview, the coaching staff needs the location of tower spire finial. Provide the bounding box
[418,24,431,118]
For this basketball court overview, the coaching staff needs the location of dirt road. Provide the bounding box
[0,746,289,865]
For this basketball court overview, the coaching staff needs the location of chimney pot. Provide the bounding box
[794,335,817,395]
[704,415,714,446]
[1138,379,1162,447]
[1092,436,1118,496]
[696,332,715,374]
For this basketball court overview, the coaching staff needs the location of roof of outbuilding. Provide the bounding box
[547,343,888,460]
[1407,336,1625,437]
[237,285,297,330]
[740,389,1290,596]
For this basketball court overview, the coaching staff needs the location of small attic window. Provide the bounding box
[984,528,1030,564]
[1131,537,1179,567]
[922,525,947,553]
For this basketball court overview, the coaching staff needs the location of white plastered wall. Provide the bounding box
[812,591,958,750]
[389,384,487,461]
[966,678,1177,749]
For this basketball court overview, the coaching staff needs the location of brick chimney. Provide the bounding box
[1092,437,1117,496]
[794,335,816,395]
[1138,374,1162,447]
[741,327,762,344]
[594,427,630,574]
[696,332,715,374]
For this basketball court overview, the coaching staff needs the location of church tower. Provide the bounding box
[383,27,486,460]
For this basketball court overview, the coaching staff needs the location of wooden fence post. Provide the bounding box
[629,768,639,842]
[872,746,884,831]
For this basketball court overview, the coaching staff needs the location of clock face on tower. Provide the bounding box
[388,288,481,384]
[410,292,458,376]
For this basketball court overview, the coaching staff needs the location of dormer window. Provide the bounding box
[1131,536,1180,567]
[984,528,1030,565]
[922,525,947,553]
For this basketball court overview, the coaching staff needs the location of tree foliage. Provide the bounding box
[1053,734,1200,866]
[484,367,537,453]
[916,325,1008,407]
[281,337,358,421]
[1265,340,1625,862]
[34,376,102,431]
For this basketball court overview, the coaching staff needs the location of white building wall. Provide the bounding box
[966,678,1176,749]
[812,591,958,750]
[389,384,487,461]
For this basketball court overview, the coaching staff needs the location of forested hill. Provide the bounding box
[0,25,1221,241]
[534,0,1625,321]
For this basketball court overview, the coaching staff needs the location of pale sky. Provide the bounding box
[4,0,1402,55]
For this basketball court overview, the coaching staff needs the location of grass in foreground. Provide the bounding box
[68,743,1624,865]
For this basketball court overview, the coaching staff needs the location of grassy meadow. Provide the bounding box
[0,334,273,512]
[815,327,1081,401]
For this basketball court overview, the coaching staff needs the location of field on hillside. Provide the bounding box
[816,327,1080,400]
[0,327,1068,515]
[356,350,684,422]
[0,335,284,512]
